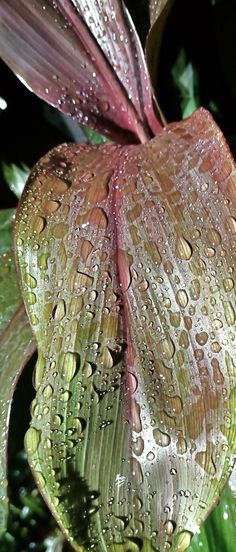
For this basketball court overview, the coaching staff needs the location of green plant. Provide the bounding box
[0,1,235,551]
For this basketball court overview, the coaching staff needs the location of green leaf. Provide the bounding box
[16,108,236,551]
[172,49,200,118]
[0,209,15,255]
[0,306,36,536]
[189,486,236,552]
[2,162,29,199]
[0,250,21,334]
[81,126,109,145]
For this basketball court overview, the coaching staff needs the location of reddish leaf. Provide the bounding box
[0,0,162,143]
[16,109,236,551]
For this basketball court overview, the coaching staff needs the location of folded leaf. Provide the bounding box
[0,306,36,535]
[0,0,161,143]
[16,108,236,551]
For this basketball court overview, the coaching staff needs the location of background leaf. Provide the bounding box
[0,250,21,334]
[2,162,29,198]
[0,306,36,535]
[0,209,15,255]
[189,486,236,552]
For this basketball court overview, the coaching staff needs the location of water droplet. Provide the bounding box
[132,436,144,456]
[60,390,71,403]
[176,236,192,261]
[153,428,171,447]
[33,215,46,234]
[223,278,234,292]
[206,228,221,247]
[24,273,37,289]
[24,427,41,455]
[176,435,187,454]
[157,335,175,360]
[53,414,63,426]
[224,216,236,234]
[130,457,143,485]
[176,289,188,308]
[195,331,208,345]
[59,351,80,383]
[34,471,46,488]
[43,384,53,399]
[44,200,60,214]
[164,520,176,535]
[223,301,235,326]
[146,451,155,461]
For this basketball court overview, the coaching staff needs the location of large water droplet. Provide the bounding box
[59,352,80,383]
[33,215,46,234]
[153,428,171,447]
[24,427,41,455]
[176,236,192,261]
[176,289,188,308]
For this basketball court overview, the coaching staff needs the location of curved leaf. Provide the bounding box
[0,306,36,535]
[0,0,162,143]
[16,108,236,551]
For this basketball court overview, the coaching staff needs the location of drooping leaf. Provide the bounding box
[0,306,36,535]
[0,250,21,334]
[146,0,175,105]
[0,0,162,143]
[189,486,236,552]
[2,162,29,198]
[16,108,236,551]
[0,209,15,255]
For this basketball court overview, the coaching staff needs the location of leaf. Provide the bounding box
[0,306,36,535]
[189,486,236,552]
[0,250,21,334]
[0,0,162,143]
[172,49,200,119]
[16,108,236,551]
[0,209,15,255]
[146,0,175,105]
[2,162,30,198]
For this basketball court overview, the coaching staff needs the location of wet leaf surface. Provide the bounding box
[0,306,36,535]
[0,0,161,143]
[16,108,236,551]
